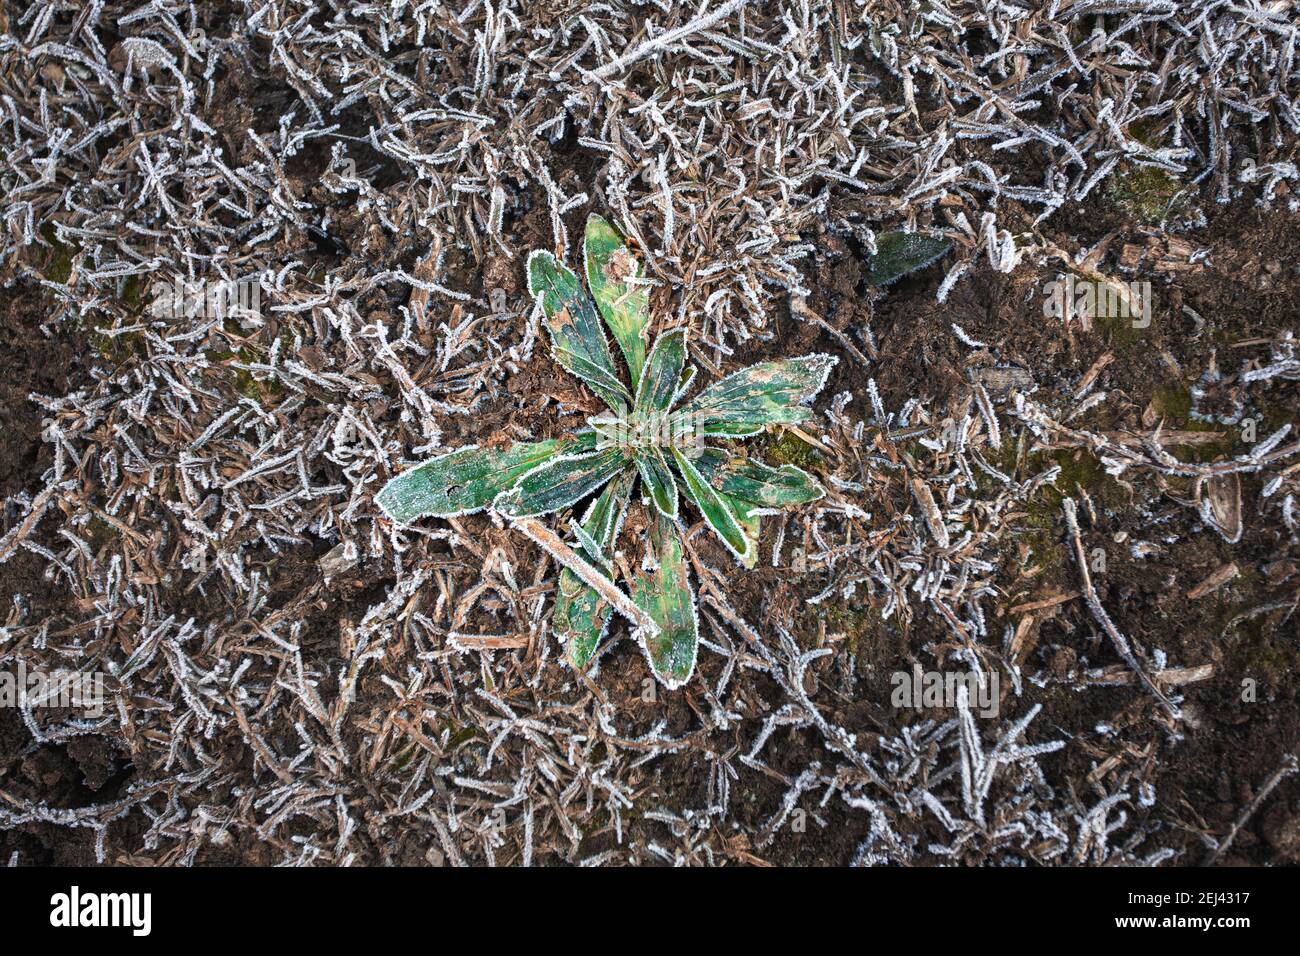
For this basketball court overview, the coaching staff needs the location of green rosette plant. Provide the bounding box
[376,215,836,688]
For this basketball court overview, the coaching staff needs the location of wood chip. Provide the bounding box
[910,477,950,548]
[1010,591,1080,614]
[1073,350,1113,398]
[1204,472,1243,543]
[1186,562,1239,599]
[448,633,530,650]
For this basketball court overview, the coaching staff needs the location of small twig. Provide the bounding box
[790,297,873,368]
[508,516,659,638]
[1062,498,1178,718]
[590,0,756,79]
[911,477,950,549]
[1186,562,1239,600]
[1203,753,1299,866]
[0,483,65,566]
[784,424,836,457]
[1009,591,1081,614]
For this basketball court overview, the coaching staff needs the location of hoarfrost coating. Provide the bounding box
[0,0,1297,867]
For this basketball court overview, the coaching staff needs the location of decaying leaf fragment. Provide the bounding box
[911,477,950,549]
[1201,472,1243,543]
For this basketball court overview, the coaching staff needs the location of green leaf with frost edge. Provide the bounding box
[671,447,755,566]
[692,448,825,509]
[635,327,686,413]
[494,448,628,517]
[723,495,762,570]
[554,471,634,670]
[527,250,629,411]
[375,433,594,522]
[675,353,838,435]
[585,214,651,390]
[634,447,678,519]
[633,512,698,688]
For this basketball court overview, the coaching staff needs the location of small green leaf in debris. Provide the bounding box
[866,231,951,286]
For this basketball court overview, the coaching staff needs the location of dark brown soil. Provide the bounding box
[0,280,117,865]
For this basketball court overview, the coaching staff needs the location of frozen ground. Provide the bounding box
[1,1,1299,865]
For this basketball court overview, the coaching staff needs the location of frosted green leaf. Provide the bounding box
[376,433,595,523]
[527,249,630,411]
[584,214,650,390]
[634,448,678,519]
[670,447,754,565]
[675,353,837,436]
[722,495,761,570]
[494,448,630,517]
[635,327,687,413]
[555,470,635,671]
[633,513,698,688]
[672,364,697,405]
[692,447,825,508]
